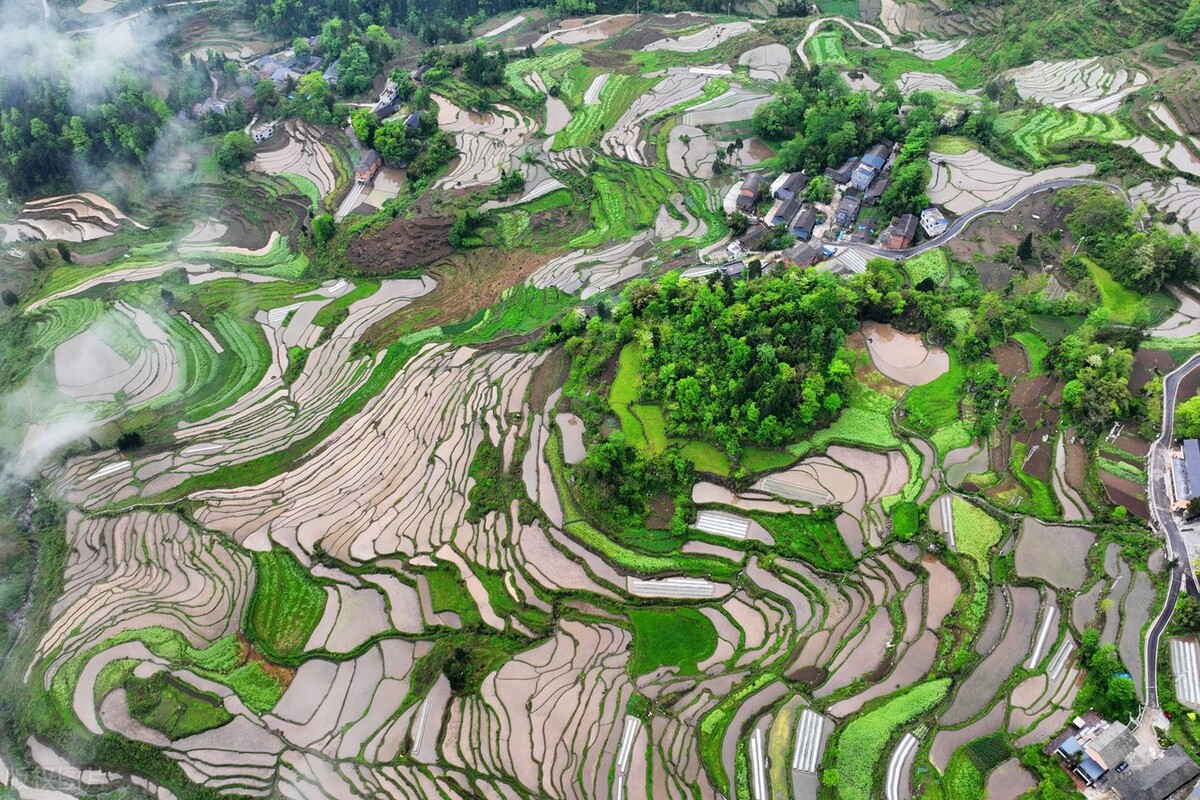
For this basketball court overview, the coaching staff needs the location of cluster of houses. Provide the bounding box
[826,141,892,228]
[1055,718,1200,799]
[251,42,325,87]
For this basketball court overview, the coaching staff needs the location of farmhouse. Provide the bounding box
[783,242,821,268]
[736,173,765,214]
[250,123,276,143]
[768,198,801,227]
[850,162,878,191]
[824,158,857,185]
[921,207,949,237]
[834,193,862,227]
[773,171,809,200]
[1172,439,1200,508]
[1057,721,1138,785]
[861,142,890,171]
[881,215,918,250]
[790,205,818,240]
[1110,745,1200,800]
[738,223,771,252]
[864,175,891,206]
[355,151,382,183]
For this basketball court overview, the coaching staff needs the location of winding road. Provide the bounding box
[1144,354,1200,707]
[833,177,1122,261]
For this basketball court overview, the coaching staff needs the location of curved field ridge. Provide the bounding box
[738,44,791,81]
[928,149,1097,215]
[861,322,949,386]
[435,96,535,189]
[53,277,436,510]
[34,510,252,689]
[1,192,147,244]
[643,21,754,52]
[1004,58,1147,114]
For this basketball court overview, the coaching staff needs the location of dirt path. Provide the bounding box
[796,16,894,69]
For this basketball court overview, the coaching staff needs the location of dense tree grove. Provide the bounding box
[752,68,934,216]
[0,71,170,197]
[578,269,869,454]
[1060,186,1200,292]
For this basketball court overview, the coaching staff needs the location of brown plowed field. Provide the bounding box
[1131,349,1175,394]
[993,342,1029,378]
[1101,471,1149,520]
[346,215,456,273]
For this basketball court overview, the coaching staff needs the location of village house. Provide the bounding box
[773,171,808,200]
[881,214,918,250]
[736,172,765,214]
[824,157,857,185]
[1110,745,1200,800]
[834,192,862,227]
[738,223,770,252]
[790,205,818,240]
[1057,721,1138,786]
[250,123,276,143]
[782,241,821,268]
[768,197,801,227]
[355,151,382,183]
[920,206,949,237]
[864,175,891,206]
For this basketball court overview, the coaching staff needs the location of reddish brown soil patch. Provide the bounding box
[529,346,569,411]
[993,342,1029,378]
[1131,349,1176,394]
[1114,434,1150,459]
[944,191,1073,265]
[1065,435,1088,492]
[1101,472,1150,520]
[646,494,676,530]
[346,215,455,274]
[361,249,553,349]
[990,432,1012,474]
[1015,428,1053,482]
[238,632,296,689]
[788,664,828,688]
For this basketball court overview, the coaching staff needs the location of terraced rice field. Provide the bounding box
[807,31,849,66]
[927,149,1097,214]
[1004,57,1148,113]
[1010,107,1132,165]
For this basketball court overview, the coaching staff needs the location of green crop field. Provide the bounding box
[951,497,1003,575]
[1012,332,1048,378]
[246,548,328,660]
[1084,256,1147,324]
[904,349,964,430]
[832,679,952,800]
[628,607,717,676]
[750,511,855,572]
[1011,107,1132,165]
[902,248,950,287]
[127,671,233,740]
[807,31,849,66]
[554,74,657,151]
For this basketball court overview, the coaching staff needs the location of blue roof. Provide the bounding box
[1059,738,1084,756]
[1080,758,1106,782]
[1184,439,1200,499]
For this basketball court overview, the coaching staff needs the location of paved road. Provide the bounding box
[830,177,1120,261]
[1144,354,1200,707]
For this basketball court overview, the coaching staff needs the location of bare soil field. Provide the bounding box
[362,249,552,349]
[1101,471,1149,520]
[944,191,1071,264]
[1131,348,1176,393]
[993,342,1029,378]
[346,216,456,273]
